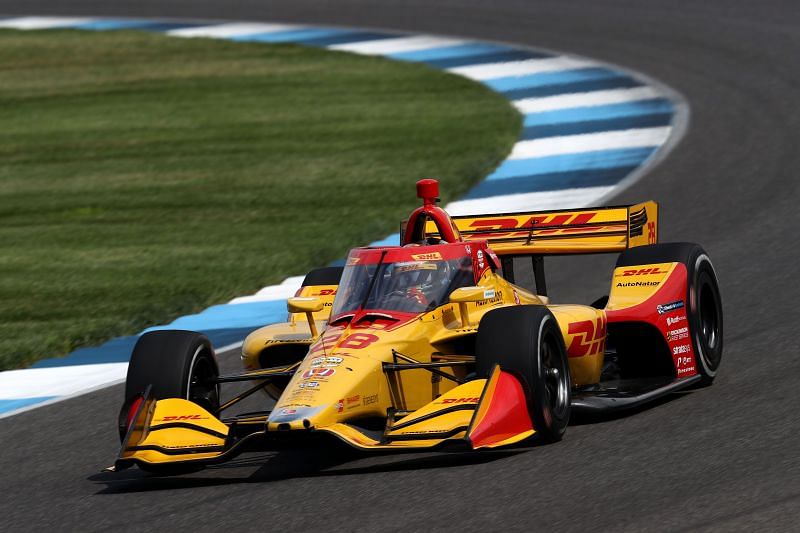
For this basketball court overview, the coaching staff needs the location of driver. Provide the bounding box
[385,261,450,311]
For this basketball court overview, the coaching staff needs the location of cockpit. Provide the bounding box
[330,244,476,316]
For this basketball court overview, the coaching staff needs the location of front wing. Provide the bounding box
[116,366,534,470]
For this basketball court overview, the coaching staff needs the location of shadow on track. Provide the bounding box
[89,392,697,494]
[88,442,529,494]
[569,389,693,426]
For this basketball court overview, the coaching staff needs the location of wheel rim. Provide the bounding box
[188,351,219,413]
[541,332,569,419]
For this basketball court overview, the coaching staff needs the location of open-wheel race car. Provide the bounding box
[113,179,722,472]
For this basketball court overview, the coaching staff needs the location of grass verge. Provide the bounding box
[0,29,520,370]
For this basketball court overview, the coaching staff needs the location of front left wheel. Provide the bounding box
[476,305,571,442]
[119,330,220,442]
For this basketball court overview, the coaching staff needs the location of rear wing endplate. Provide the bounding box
[425,201,658,255]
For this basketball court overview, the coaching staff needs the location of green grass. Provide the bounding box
[0,29,521,370]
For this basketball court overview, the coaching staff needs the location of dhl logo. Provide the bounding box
[439,397,480,404]
[567,315,607,358]
[620,267,669,276]
[412,252,443,260]
[160,415,206,421]
[312,289,336,296]
[460,212,625,240]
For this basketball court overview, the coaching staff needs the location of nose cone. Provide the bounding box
[266,336,385,430]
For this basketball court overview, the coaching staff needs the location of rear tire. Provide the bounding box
[476,305,571,442]
[616,243,723,385]
[120,330,220,441]
[301,266,343,286]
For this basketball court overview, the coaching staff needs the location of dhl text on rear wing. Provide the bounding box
[425,201,658,255]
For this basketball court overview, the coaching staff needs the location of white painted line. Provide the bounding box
[0,16,94,30]
[329,35,465,55]
[228,275,304,304]
[445,186,616,216]
[509,126,672,160]
[514,86,663,114]
[215,341,244,355]
[166,22,303,38]
[0,362,128,399]
[449,56,596,81]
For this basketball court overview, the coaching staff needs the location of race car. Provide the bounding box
[113,179,722,472]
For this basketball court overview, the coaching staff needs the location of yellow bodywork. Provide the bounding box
[117,198,666,468]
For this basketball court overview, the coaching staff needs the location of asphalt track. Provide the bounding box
[1,1,799,531]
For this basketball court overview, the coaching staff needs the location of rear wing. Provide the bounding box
[424,201,658,255]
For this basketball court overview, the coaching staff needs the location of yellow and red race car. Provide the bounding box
[114,179,722,472]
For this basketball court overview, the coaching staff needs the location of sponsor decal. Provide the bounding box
[464,212,602,240]
[616,281,660,287]
[567,316,607,357]
[160,414,207,421]
[346,256,361,266]
[476,290,502,307]
[396,261,437,272]
[267,404,327,424]
[310,356,343,367]
[162,443,222,450]
[346,395,360,406]
[362,394,378,406]
[476,249,485,270]
[312,288,336,296]
[513,290,520,304]
[672,344,691,355]
[676,356,693,368]
[287,390,315,401]
[335,399,344,413]
[438,397,480,404]
[677,366,696,375]
[411,252,443,261]
[657,300,684,314]
[620,267,668,276]
[302,367,335,379]
[298,381,320,389]
[667,315,687,326]
[667,327,689,342]
[648,221,657,244]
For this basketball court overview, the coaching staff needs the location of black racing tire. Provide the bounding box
[616,243,723,386]
[476,305,571,442]
[120,330,220,442]
[301,266,343,286]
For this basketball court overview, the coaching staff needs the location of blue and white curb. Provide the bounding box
[0,16,687,417]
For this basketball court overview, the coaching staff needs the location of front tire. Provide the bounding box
[120,330,220,441]
[476,305,571,442]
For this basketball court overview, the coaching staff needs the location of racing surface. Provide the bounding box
[1,1,799,530]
